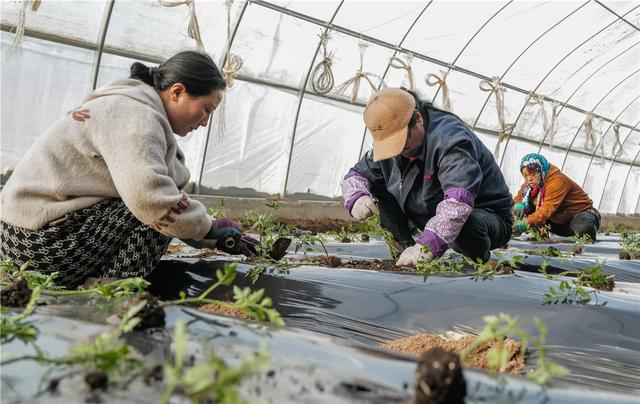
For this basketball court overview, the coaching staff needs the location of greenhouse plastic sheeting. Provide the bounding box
[3,303,638,403]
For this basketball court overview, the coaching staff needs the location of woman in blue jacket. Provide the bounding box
[341,88,513,266]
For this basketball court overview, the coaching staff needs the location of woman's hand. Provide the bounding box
[351,196,379,220]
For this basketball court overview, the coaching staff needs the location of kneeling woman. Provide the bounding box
[512,153,600,241]
[0,51,248,288]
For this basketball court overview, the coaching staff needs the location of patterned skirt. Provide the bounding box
[0,198,171,288]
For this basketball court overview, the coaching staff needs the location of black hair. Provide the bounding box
[401,87,422,128]
[130,50,226,96]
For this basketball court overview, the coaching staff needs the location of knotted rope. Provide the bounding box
[612,123,623,157]
[389,53,414,92]
[544,101,561,149]
[583,114,597,152]
[5,0,42,60]
[221,0,243,88]
[158,0,204,51]
[480,77,514,159]
[525,93,549,141]
[310,31,334,95]
[425,70,453,112]
[336,41,385,103]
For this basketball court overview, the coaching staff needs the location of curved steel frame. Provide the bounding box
[616,148,640,214]
[195,0,250,194]
[431,1,513,104]
[356,2,433,159]
[471,2,589,129]
[281,1,345,197]
[90,0,115,90]
[580,95,640,187]
[597,120,640,210]
[498,4,640,168]
[559,69,640,169]
[537,41,640,153]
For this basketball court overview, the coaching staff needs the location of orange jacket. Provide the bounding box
[514,165,593,226]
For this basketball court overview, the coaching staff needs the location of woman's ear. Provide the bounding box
[416,109,424,125]
[168,83,187,102]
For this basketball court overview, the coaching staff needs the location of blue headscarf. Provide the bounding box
[519,153,550,211]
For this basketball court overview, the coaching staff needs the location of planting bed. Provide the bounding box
[2,232,639,403]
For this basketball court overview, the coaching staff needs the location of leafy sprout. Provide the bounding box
[0,286,41,344]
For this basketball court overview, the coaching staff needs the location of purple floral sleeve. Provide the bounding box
[418,188,474,257]
[340,170,372,214]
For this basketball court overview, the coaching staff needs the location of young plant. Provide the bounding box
[576,262,614,291]
[620,232,640,259]
[0,261,63,291]
[529,224,551,242]
[543,279,591,305]
[569,233,592,245]
[162,320,269,404]
[171,263,284,325]
[415,254,463,276]
[208,199,226,219]
[526,317,569,385]
[460,313,528,373]
[0,286,41,344]
[44,277,150,301]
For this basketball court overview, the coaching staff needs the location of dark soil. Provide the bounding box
[523,246,563,257]
[488,261,515,275]
[572,246,583,255]
[313,255,342,267]
[275,218,353,234]
[47,378,60,393]
[1,278,33,307]
[164,243,184,255]
[360,234,370,242]
[144,364,164,385]
[340,237,352,243]
[341,259,405,272]
[619,251,631,260]
[85,371,108,390]
[123,292,165,330]
[380,333,525,374]
[413,348,466,404]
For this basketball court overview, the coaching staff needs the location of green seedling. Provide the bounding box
[569,233,592,245]
[208,199,226,219]
[415,251,463,276]
[0,286,41,344]
[524,247,564,257]
[44,277,150,301]
[0,261,63,291]
[162,320,269,404]
[543,279,591,305]
[526,318,569,385]
[171,263,284,325]
[620,232,640,259]
[539,260,611,303]
[460,313,528,373]
[529,224,551,242]
[577,262,614,291]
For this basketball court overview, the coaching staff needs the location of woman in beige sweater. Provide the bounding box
[0,51,249,287]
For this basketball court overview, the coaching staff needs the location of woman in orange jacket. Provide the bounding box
[512,153,600,241]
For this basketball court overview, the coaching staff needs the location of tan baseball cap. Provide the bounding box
[364,88,416,162]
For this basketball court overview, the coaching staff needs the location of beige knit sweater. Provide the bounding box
[0,79,211,240]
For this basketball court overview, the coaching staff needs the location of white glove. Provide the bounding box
[396,244,433,266]
[351,196,379,220]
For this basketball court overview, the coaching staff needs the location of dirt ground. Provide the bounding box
[380,333,525,374]
[199,301,249,320]
[275,218,354,234]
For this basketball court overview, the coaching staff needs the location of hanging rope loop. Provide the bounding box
[425,70,453,112]
[336,41,385,103]
[5,0,42,60]
[310,31,335,95]
[221,0,243,88]
[583,114,597,152]
[389,53,414,91]
[612,123,623,157]
[479,76,513,159]
[158,0,204,51]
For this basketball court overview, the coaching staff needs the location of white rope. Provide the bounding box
[221,0,243,88]
[335,41,385,103]
[545,101,561,149]
[612,123,623,157]
[479,76,514,159]
[389,53,414,92]
[425,70,453,112]
[5,0,42,60]
[310,31,335,95]
[158,0,204,51]
[583,114,597,152]
[525,93,549,139]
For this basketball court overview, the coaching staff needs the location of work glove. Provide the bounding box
[512,220,529,237]
[351,195,379,221]
[513,202,527,219]
[396,244,433,266]
[182,218,242,253]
